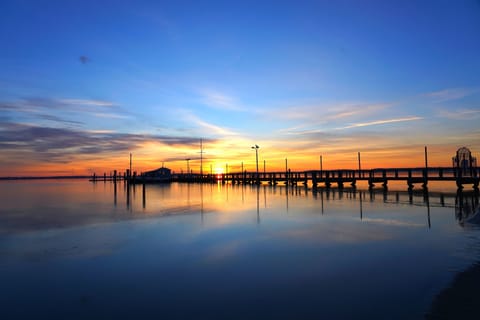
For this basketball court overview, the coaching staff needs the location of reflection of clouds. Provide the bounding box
[1,181,467,266]
[0,191,218,235]
[0,227,126,262]
[271,225,391,244]
[192,220,394,266]
[361,217,424,228]
[200,240,245,264]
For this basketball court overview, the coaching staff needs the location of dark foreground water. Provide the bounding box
[0,180,479,319]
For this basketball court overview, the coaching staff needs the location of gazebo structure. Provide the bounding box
[452,147,477,175]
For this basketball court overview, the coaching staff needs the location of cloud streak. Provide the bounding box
[0,97,135,137]
[423,87,478,102]
[200,90,244,111]
[183,111,238,136]
[0,121,217,163]
[326,103,392,120]
[37,114,84,125]
[60,99,114,107]
[436,108,480,120]
[336,116,423,130]
[260,102,392,122]
[0,97,126,119]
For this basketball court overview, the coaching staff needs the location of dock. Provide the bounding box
[92,166,479,190]
[209,167,479,190]
[91,146,479,190]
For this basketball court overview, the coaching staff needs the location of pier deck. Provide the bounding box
[93,166,479,190]
[183,167,479,190]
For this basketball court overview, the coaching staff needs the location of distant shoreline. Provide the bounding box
[0,176,90,180]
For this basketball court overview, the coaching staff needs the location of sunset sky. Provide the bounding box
[1,0,480,176]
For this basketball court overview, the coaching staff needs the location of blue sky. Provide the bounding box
[1,0,480,175]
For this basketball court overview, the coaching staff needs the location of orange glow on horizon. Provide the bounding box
[1,143,469,177]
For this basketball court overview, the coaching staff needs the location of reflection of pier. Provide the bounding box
[455,190,480,226]
[111,178,479,229]
[311,187,479,228]
[310,188,465,210]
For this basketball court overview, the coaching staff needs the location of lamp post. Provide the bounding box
[129,153,132,179]
[199,139,204,176]
[186,158,191,175]
[358,152,361,178]
[251,145,259,184]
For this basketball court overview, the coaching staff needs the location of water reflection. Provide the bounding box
[142,183,146,209]
[113,181,117,207]
[456,189,480,228]
[2,180,480,319]
[122,182,479,230]
[426,191,431,229]
[359,191,363,220]
[256,186,260,224]
[0,180,479,235]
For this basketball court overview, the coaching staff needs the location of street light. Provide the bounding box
[185,158,191,175]
[251,144,259,184]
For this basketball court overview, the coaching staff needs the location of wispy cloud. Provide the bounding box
[326,103,392,120]
[191,117,238,136]
[271,102,394,136]
[5,97,116,111]
[182,111,238,136]
[423,87,477,102]
[260,102,392,124]
[60,99,115,107]
[86,129,116,134]
[0,97,132,125]
[436,108,480,120]
[6,97,120,112]
[199,89,244,111]
[92,112,130,119]
[37,114,84,125]
[0,121,217,163]
[336,116,423,130]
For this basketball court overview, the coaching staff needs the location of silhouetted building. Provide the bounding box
[141,166,172,182]
[452,147,477,175]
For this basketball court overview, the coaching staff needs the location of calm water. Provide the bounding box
[0,180,479,319]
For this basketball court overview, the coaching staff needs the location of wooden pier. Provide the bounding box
[203,167,479,190]
[91,146,479,190]
[92,166,479,190]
